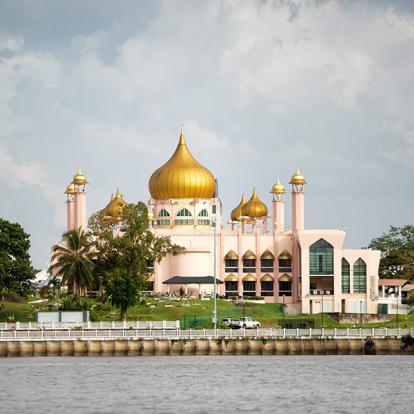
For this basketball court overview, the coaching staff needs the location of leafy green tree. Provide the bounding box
[368,225,414,280]
[0,218,36,298]
[49,228,94,300]
[88,202,183,320]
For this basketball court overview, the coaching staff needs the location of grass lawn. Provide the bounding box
[1,297,414,329]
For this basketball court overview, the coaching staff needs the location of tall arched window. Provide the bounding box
[157,209,170,225]
[175,208,194,225]
[341,258,350,293]
[353,258,367,293]
[309,239,334,275]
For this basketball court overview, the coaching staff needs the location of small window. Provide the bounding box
[198,209,208,217]
[159,209,170,217]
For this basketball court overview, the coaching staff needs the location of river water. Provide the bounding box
[1,356,413,413]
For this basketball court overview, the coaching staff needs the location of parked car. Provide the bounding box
[233,317,261,329]
[221,318,237,328]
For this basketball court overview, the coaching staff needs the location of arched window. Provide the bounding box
[197,209,210,225]
[260,274,274,296]
[309,239,334,275]
[279,274,292,297]
[176,208,192,217]
[242,274,256,296]
[278,250,292,272]
[224,274,238,297]
[342,258,350,293]
[225,251,238,273]
[159,209,170,217]
[157,209,170,225]
[243,251,256,273]
[260,250,274,272]
[353,258,367,293]
[175,208,194,225]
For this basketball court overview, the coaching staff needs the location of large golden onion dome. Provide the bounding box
[231,193,246,221]
[270,178,285,194]
[242,188,268,218]
[101,188,127,218]
[289,168,306,185]
[148,130,216,199]
[65,182,75,194]
[73,170,88,185]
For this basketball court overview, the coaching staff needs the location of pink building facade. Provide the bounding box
[64,132,381,314]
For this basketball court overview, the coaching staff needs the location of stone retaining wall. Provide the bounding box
[0,338,412,357]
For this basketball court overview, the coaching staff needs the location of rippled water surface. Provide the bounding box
[1,356,413,413]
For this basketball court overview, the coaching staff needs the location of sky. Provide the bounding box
[0,0,413,269]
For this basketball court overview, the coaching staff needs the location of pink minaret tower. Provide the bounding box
[65,182,75,231]
[290,168,306,231]
[270,178,285,234]
[69,170,88,231]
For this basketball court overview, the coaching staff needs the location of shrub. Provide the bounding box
[3,292,25,303]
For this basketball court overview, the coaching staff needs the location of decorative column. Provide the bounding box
[65,182,75,231]
[290,168,306,232]
[271,178,285,234]
[72,170,88,231]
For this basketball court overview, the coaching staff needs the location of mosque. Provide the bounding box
[63,129,381,314]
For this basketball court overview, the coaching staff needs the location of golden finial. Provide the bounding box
[231,193,246,221]
[271,177,286,194]
[65,182,75,194]
[289,167,306,185]
[73,169,88,185]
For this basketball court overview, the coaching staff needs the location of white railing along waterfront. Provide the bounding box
[0,327,413,341]
[0,321,180,331]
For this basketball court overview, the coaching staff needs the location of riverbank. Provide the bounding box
[2,298,414,329]
[1,337,413,357]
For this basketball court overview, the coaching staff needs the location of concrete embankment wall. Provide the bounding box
[0,338,412,357]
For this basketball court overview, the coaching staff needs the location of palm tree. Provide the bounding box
[49,228,94,300]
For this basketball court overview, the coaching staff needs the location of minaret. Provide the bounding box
[65,182,75,231]
[270,178,285,233]
[72,170,88,230]
[290,168,306,231]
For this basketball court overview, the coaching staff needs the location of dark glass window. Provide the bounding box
[261,259,274,272]
[243,259,256,272]
[225,259,238,273]
[353,258,367,293]
[243,281,256,291]
[225,281,238,291]
[279,281,292,296]
[342,258,350,294]
[279,258,292,272]
[309,239,334,275]
[261,281,274,291]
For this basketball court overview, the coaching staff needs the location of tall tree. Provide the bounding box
[368,225,414,280]
[0,218,36,298]
[49,228,95,299]
[89,202,183,320]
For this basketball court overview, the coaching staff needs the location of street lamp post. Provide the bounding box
[213,215,217,330]
[282,294,285,328]
[396,294,399,329]
[360,300,363,328]
[321,291,324,329]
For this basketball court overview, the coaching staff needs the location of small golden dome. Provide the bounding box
[65,182,75,194]
[241,188,268,218]
[231,193,246,221]
[271,178,285,194]
[73,170,88,185]
[101,188,127,218]
[148,129,216,200]
[289,168,306,185]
